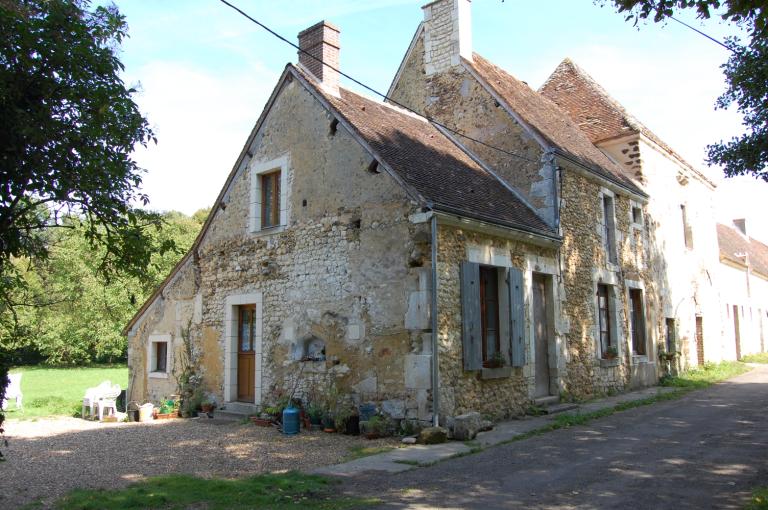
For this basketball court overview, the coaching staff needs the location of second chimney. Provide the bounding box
[298,21,340,96]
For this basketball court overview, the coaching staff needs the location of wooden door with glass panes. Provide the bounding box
[237,305,256,402]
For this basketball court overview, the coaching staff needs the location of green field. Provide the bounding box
[4,365,128,420]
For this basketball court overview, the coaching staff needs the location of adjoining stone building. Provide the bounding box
[124,0,764,425]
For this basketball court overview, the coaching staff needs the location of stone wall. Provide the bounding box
[128,76,436,423]
[435,224,560,419]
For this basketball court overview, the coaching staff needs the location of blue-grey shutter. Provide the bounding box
[508,267,525,367]
[460,261,482,370]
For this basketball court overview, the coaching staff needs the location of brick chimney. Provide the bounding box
[297,21,340,96]
[422,0,472,76]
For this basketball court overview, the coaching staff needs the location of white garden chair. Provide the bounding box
[1,373,23,410]
[97,383,121,421]
[82,380,112,419]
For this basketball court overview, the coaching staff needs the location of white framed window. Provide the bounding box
[593,269,621,362]
[148,334,172,379]
[249,154,290,234]
[599,189,618,266]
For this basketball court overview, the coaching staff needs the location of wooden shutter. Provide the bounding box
[460,261,482,370]
[508,267,525,367]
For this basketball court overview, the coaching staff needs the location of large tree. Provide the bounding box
[0,0,169,441]
[602,1,767,181]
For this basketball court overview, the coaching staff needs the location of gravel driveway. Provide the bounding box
[1,416,397,508]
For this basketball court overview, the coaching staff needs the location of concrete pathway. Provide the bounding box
[332,364,768,509]
[313,384,678,476]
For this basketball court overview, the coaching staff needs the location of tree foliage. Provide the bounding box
[0,210,207,366]
[601,1,768,180]
[0,0,168,307]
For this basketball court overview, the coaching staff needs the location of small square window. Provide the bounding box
[632,206,642,225]
[148,335,171,378]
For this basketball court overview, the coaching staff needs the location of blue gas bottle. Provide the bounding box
[282,405,300,435]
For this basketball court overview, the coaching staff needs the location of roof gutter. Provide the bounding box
[553,149,649,202]
[431,206,561,248]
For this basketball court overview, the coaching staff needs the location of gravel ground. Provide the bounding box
[1,416,398,508]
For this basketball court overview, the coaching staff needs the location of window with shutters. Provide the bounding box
[460,261,526,371]
[629,288,647,356]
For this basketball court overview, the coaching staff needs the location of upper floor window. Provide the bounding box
[681,204,693,249]
[602,194,617,264]
[249,154,290,233]
[260,170,281,229]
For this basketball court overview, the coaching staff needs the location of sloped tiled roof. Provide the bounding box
[465,54,644,196]
[717,223,768,279]
[297,66,556,236]
[539,59,702,179]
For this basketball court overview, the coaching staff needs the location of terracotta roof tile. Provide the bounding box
[296,66,555,236]
[465,54,643,195]
[717,223,768,279]
[539,59,703,180]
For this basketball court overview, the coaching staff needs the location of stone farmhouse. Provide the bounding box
[124,0,766,425]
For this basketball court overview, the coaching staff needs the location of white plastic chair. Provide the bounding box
[1,373,23,410]
[97,383,121,421]
[82,380,112,419]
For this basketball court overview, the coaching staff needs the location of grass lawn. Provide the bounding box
[747,487,768,509]
[53,472,378,510]
[5,364,128,420]
[741,352,768,364]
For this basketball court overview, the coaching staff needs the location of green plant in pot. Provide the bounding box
[322,411,336,432]
[483,352,506,369]
[603,346,618,360]
[365,415,388,439]
[307,403,323,430]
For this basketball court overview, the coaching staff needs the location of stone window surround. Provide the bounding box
[466,244,512,367]
[524,253,564,398]
[148,334,172,379]
[249,154,290,235]
[628,199,645,270]
[598,187,619,271]
[223,292,263,404]
[593,269,622,363]
[629,200,644,229]
[625,279,650,363]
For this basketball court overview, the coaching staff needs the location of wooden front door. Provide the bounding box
[533,273,551,397]
[237,305,256,402]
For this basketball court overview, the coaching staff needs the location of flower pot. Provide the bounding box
[251,417,273,427]
[344,415,360,435]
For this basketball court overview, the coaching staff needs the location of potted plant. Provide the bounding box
[365,415,388,440]
[603,346,618,360]
[322,411,336,433]
[483,352,506,369]
[200,400,215,414]
[307,403,323,431]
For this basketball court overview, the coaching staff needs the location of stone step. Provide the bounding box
[543,403,579,415]
[533,395,560,408]
[219,402,258,416]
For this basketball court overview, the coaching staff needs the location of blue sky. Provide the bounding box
[113,0,767,241]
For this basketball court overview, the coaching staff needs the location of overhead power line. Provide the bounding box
[670,16,734,52]
[217,0,538,164]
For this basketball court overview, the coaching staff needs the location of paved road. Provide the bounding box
[341,365,768,509]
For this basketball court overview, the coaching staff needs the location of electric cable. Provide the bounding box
[217,0,538,163]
